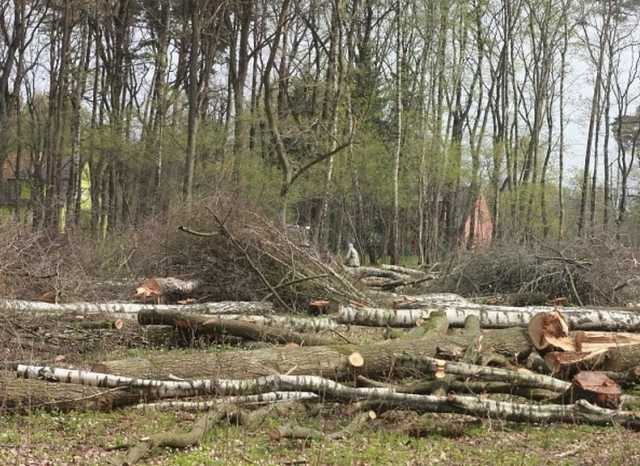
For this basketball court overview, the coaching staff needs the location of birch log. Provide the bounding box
[135,392,319,411]
[338,303,640,331]
[17,366,640,428]
[0,299,274,316]
[397,355,571,392]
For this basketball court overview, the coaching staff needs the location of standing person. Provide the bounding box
[344,241,361,267]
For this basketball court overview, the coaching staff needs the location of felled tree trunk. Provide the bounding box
[0,371,139,412]
[135,277,202,303]
[138,309,333,346]
[338,303,640,331]
[96,326,531,381]
[432,302,640,331]
[546,343,640,375]
[0,299,273,316]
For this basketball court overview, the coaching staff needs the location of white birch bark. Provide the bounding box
[17,365,640,427]
[135,392,318,411]
[338,303,640,331]
[0,299,273,316]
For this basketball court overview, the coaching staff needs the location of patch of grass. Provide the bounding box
[1,409,639,466]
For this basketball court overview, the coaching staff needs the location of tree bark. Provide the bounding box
[338,303,640,331]
[138,309,333,346]
[134,278,203,303]
[96,326,531,381]
[16,367,640,429]
[0,299,273,316]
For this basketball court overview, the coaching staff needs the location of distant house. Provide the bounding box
[0,152,31,208]
[460,194,493,250]
[0,152,73,212]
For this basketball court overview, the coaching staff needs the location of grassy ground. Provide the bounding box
[1,407,638,465]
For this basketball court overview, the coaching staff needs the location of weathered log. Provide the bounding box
[339,303,640,331]
[360,277,396,288]
[137,309,333,346]
[0,299,274,316]
[135,277,202,303]
[97,327,532,381]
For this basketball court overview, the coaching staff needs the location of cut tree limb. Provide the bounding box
[110,406,241,465]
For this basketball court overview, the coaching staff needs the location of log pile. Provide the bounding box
[7,290,640,464]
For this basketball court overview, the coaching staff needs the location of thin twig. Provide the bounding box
[178,225,219,237]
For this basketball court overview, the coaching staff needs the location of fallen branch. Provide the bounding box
[135,392,318,411]
[396,355,571,392]
[110,406,241,465]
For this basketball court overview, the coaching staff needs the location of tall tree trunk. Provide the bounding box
[184,1,201,206]
[391,0,402,265]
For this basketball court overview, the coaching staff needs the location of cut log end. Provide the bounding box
[309,300,331,315]
[348,352,365,368]
[528,311,571,351]
[572,371,621,409]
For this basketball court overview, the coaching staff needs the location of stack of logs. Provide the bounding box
[7,284,640,463]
